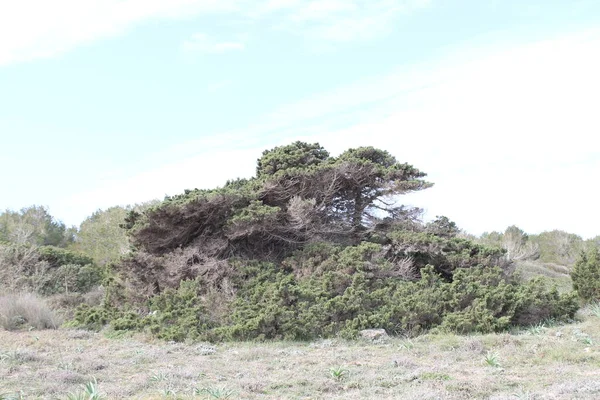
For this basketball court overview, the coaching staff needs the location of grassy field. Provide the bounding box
[1,306,600,400]
[1,261,597,399]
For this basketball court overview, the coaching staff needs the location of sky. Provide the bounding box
[0,0,599,239]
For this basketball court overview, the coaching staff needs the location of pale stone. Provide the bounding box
[359,329,388,341]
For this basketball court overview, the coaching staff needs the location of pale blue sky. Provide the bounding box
[1,0,599,238]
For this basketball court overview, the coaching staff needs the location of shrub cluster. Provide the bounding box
[73,239,578,341]
[571,247,600,302]
[69,142,581,341]
[0,243,104,295]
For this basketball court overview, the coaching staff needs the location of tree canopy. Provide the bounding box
[0,205,74,247]
[126,141,432,258]
[74,206,130,266]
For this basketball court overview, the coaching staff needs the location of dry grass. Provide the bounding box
[0,293,62,331]
[1,312,599,399]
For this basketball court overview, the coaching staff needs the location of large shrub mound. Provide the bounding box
[72,142,578,340]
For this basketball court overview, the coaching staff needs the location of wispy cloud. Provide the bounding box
[258,0,431,42]
[0,0,240,66]
[0,0,430,66]
[181,33,244,54]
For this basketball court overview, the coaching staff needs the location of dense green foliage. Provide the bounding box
[72,243,576,341]
[38,245,94,268]
[220,248,575,340]
[67,142,580,341]
[571,247,600,302]
[386,230,509,279]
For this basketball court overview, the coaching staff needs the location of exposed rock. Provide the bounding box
[195,344,217,355]
[359,329,388,341]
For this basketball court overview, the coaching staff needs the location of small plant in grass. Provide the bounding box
[66,393,87,400]
[525,322,545,335]
[149,372,168,382]
[58,361,75,371]
[56,345,76,372]
[398,339,415,350]
[542,317,558,327]
[483,351,501,368]
[66,378,104,400]
[572,329,594,345]
[580,336,594,346]
[161,388,177,397]
[195,386,236,399]
[0,351,13,363]
[419,372,451,381]
[588,301,600,318]
[0,349,37,365]
[329,366,349,381]
[0,392,24,400]
[512,387,535,399]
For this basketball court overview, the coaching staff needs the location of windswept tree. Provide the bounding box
[75,142,578,341]
[331,146,432,233]
[127,141,432,257]
[256,142,432,244]
[116,142,433,300]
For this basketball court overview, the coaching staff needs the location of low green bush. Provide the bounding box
[38,263,104,295]
[70,304,116,331]
[71,242,578,341]
[38,246,94,269]
[141,278,215,341]
[571,247,600,302]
